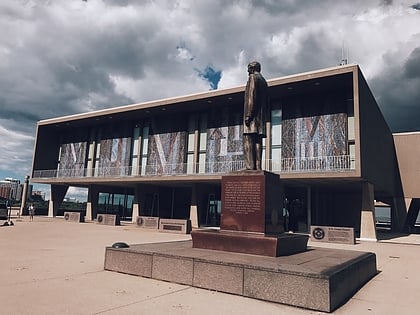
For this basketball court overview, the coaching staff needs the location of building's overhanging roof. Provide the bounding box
[38,64,359,126]
[393,131,420,136]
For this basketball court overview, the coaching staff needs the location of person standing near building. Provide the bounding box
[243,61,269,170]
[29,203,35,221]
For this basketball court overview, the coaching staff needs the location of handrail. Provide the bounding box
[32,155,355,179]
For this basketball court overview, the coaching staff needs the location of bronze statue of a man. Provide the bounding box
[243,61,268,170]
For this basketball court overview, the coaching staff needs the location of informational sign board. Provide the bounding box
[97,214,120,226]
[136,216,159,229]
[64,211,84,223]
[159,219,191,234]
[310,225,355,245]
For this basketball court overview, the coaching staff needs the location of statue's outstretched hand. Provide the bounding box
[245,116,252,127]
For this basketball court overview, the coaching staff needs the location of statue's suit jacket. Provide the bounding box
[243,72,268,136]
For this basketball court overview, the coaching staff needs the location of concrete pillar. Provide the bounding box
[189,184,199,228]
[85,186,99,221]
[391,197,408,232]
[307,186,311,233]
[48,185,69,217]
[19,175,30,215]
[403,198,420,232]
[131,185,141,223]
[404,198,412,210]
[360,182,377,241]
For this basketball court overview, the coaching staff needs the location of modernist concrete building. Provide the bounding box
[31,64,419,240]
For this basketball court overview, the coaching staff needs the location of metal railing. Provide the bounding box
[32,155,355,179]
[276,155,354,173]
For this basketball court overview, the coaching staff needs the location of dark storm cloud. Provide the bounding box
[102,0,132,6]
[381,0,394,5]
[370,46,420,132]
[403,47,420,78]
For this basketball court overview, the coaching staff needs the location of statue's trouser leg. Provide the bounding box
[255,137,263,170]
[243,134,255,170]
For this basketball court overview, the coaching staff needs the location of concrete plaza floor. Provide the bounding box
[1,216,419,315]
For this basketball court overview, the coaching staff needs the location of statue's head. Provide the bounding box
[248,61,261,74]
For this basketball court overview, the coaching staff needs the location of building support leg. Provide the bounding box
[391,197,408,232]
[85,186,99,221]
[404,198,420,233]
[19,175,30,216]
[131,185,141,224]
[360,182,377,241]
[48,184,69,217]
[189,184,199,228]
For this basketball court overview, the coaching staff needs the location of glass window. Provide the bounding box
[187,115,196,152]
[141,156,147,175]
[132,127,140,156]
[199,113,207,151]
[141,126,149,155]
[271,109,282,146]
[131,157,138,175]
[348,116,355,140]
[187,154,195,174]
[349,143,355,169]
[188,132,195,151]
[198,153,206,174]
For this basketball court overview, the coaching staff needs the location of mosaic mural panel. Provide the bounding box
[58,142,87,177]
[98,137,131,176]
[205,111,243,173]
[282,113,347,170]
[146,119,187,175]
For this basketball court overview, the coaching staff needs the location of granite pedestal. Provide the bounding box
[104,240,377,312]
[191,171,308,256]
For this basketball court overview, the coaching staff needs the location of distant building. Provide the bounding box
[32,190,46,201]
[0,178,20,200]
[30,64,420,239]
[0,178,33,202]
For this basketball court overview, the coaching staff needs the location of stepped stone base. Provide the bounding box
[191,229,308,256]
[104,240,377,312]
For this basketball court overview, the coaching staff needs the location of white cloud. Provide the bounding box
[0,121,34,176]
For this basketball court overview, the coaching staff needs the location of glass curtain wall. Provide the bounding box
[271,108,282,171]
[98,192,134,221]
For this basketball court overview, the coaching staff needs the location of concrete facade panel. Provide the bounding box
[393,132,420,197]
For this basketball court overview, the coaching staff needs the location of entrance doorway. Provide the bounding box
[143,187,191,219]
[284,186,309,233]
[204,193,221,227]
[98,192,134,221]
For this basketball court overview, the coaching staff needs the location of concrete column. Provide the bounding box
[48,185,69,217]
[359,182,377,241]
[403,198,420,232]
[404,198,412,213]
[189,184,199,228]
[85,186,99,221]
[391,197,408,232]
[19,175,30,215]
[306,186,311,233]
[131,185,141,223]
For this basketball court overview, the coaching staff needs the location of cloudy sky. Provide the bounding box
[0,0,419,199]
